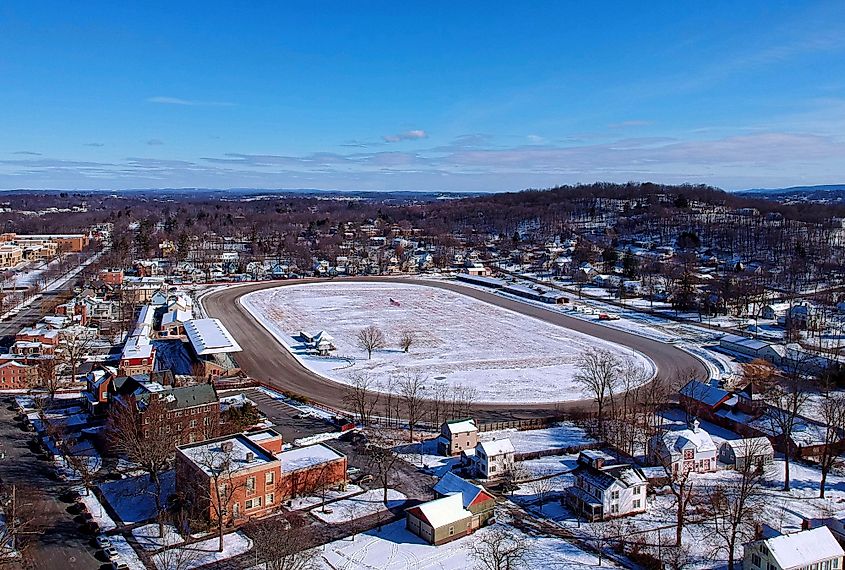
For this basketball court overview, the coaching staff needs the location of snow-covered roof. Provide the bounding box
[444,419,477,435]
[278,444,343,473]
[679,379,729,407]
[477,438,515,456]
[408,493,472,529]
[720,333,770,352]
[161,309,192,326]
[721,437,774,457]
[661,425,716,454]
[178,434,276,476]
[184,318,242,355]
[433,472,488,509]
[763,527,844,569]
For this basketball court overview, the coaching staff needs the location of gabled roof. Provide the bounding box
[660,426,716,454]
[443,418,477,435]
[406,493,471,529]
[477,438,515,456]
[679,379,730,408]
[762,527,844,569]
[184,318,241,355]
[721,437,774,457]
[433,472,492,509]
[574,462,646,491]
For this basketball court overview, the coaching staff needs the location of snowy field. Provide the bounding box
[318,518,617,569]
[242,282,653,403]
[309,488,406,524]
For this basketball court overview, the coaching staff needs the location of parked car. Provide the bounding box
[103,546,119,560]
[598,313,620,320]
[111,561,129,570]
[95,535,111,549]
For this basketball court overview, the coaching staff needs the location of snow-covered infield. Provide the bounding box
[242,281,653,403]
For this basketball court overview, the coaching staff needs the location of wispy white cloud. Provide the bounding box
[11,150,42,156]
[84,142,105,147]
[608,120,652,129]
[146,96,235,107]
[382,129,427,143]
[146,139,164,146]
[2,131,843,192]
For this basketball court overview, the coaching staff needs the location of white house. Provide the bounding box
[567,450,648,521]
[743,527,844,570]
[649,420,717,477]
[472,439,515,479]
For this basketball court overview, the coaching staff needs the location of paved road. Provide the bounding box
[0,400,101,570]
[203,278,708,420]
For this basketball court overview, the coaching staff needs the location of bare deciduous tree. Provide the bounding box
[528,469,556,512]
[399,330,415,353]
[344,372,380,427]
[574,348,621,437]
[365,432,400,505]
[818,393,845,498]
[764,378,810,491]
[0,484,44,563]
[706,438,772,569]
[246,517,319,570]
[397,372,427,442]
[185,443,249,552]
[356,325,386,359]
[37,358,60,400]
[58,327,94,384]
[663,463,697,547]
[106,396,182,538]
[469,526,528,570]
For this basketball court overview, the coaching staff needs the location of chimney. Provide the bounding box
[246,452,255,463]
[691,418,701,433]
[221,441,234,453]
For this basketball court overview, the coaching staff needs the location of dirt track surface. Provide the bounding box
[202,277,707,421]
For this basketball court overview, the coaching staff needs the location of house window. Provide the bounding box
[246,477,256,492]
[190,420,197,428]
[633,499,641,509]
[610,504,618,513]
[265,471,275,484]
[245,497,262,510]
[683,449,694,460]
[265,493,274,505]
[490,466,496,473]
[610,490,619,500]
[751,554,760,568]
[448,526,454,536]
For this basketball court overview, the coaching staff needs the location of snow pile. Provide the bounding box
[242,282,652,404]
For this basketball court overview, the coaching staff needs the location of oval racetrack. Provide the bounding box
[202,277,708,421]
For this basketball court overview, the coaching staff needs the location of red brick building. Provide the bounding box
[0,360,39,389]
[176,432,346,526]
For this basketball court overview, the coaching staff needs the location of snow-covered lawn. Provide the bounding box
[396,438,460,477]
[99,470,175,525]
[309,488,406,524]
[109,534,146,570]
[132,523,185,551]
[149,531,253,570]
[242,282,653,403]
[319,518,617,569]
[480,422,597,454]
[287,484,364,511]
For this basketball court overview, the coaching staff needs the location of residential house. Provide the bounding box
[437,419,479,456]
[405,493,473,546]
[718,438,774,471]
[743,527,844,570]
[649,420,718,477]
[679,379,731,422]
[472,439,515,479]
[566,450,648,522]
[433,472,496,528]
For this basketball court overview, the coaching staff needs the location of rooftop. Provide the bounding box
[278,444,343,473]
[178,434,277,476]
[761,527,844,569]
[184,318,242,355]
[407,493,472,529]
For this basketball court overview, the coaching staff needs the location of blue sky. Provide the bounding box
[1,1,845,192]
